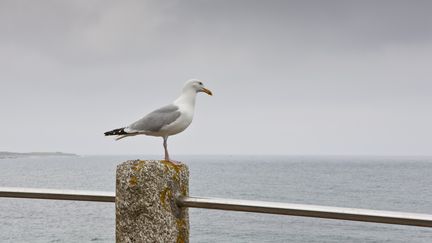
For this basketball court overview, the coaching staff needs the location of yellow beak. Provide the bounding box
[201,87,213,96]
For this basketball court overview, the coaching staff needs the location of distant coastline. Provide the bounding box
[0,151,78,159]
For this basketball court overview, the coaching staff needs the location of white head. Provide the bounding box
[183,79,213,96]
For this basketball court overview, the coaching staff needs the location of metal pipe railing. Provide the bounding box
[1,187,432,228]
[0,187,115,202]
[177,196,432,228]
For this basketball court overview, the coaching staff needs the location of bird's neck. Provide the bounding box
[174,89,197,108]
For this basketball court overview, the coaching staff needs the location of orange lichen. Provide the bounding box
[131,160,147,171]
[129,176,138,187]
[159,187,172,210]
[180,185,188,197]
[161,160,182,174]
[176,218,187,243]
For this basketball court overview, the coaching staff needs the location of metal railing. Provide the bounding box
[1,187,432,228]
[177,196,432,228]
[0,187,114,202]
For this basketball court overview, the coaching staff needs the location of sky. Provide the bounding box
[1,0,431,156]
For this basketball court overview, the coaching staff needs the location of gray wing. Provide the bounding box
[127,104,181,132]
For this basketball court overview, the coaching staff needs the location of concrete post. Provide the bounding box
[116,160,189,243]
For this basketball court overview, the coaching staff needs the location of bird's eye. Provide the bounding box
[198,82,203,85]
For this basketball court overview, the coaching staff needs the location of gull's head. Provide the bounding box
[183,79,213,96]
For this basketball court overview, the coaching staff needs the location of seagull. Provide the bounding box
[104,79,212,163]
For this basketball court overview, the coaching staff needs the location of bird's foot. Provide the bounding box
[163,159,182,166]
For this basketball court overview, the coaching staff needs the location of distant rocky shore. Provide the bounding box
[0,151,78,159]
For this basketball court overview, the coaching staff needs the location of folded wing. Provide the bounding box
[126,104,181,133]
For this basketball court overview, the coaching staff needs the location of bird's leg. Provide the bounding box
[162,136,181,165]
[163,136,170,161]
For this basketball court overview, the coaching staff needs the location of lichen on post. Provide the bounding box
[116,160,189,243]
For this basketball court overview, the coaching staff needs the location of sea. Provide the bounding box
[0,155,431,243]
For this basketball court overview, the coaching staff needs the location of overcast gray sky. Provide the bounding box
[1,0,431,156]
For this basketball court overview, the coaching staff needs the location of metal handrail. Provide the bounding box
[1,187,432,227]
[0,187,115,202]
[177,196,432,228]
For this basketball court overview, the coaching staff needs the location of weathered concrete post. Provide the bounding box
[116,160,189,243]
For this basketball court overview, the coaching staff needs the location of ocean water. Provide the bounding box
[0,155,431,242]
